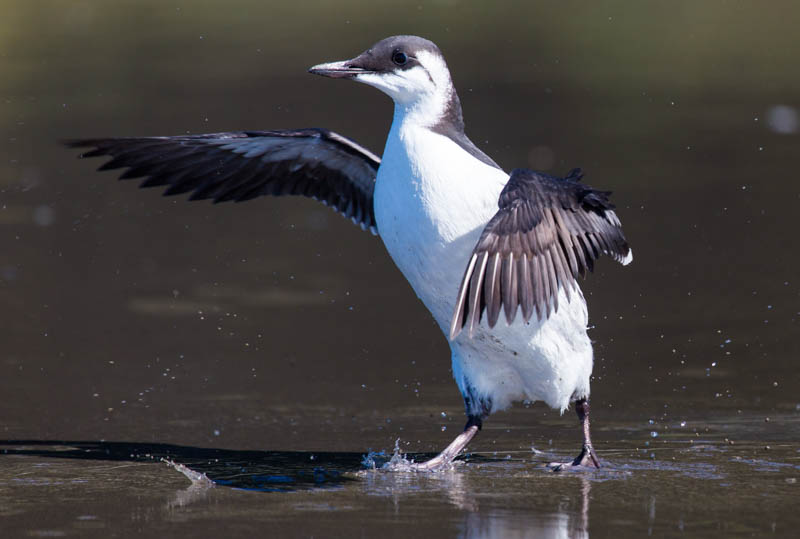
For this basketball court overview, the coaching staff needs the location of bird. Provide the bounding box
[67,35,631,471]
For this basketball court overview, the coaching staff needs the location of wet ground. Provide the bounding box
[2,2,799,538]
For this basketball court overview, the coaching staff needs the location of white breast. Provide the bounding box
[374,121,507,324]
[374,117,593,416]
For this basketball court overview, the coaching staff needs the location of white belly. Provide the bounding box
[374,125,593,415]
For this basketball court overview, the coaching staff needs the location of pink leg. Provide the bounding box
[549,398,601,471]
[409,418,480,471]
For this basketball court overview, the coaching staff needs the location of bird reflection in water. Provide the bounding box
[359,467,591,539]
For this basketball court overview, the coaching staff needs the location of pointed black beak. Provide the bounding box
[308,59,372,79]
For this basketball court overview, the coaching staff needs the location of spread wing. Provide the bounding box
[450,168,632,339]
[66,128,381,233]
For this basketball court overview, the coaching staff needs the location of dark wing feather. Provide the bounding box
[450,168,631,339]
[66,128,381,233]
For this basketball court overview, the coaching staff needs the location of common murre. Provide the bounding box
[67,35,632,471]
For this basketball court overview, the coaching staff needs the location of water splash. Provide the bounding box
[361,439,457,472]
[162,458,214,488]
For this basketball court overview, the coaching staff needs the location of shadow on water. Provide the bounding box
[0,439,369,492]
[0,439,498,493]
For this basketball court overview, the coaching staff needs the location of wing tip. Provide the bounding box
[448,305,467,341]
[448,324,462,341]
[62,138,108,159]
[450,254,480,341]
[565,167,584,182]
[620,248,633,265]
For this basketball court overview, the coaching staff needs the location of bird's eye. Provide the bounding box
[392,51,408,66]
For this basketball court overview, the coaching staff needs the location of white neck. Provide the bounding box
[393,90,452,132]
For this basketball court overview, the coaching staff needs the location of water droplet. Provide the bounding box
[766,104,798,134]
[650,431,659,438]
[32,205,55,227]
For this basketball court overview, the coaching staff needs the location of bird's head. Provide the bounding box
[309,35,455,124]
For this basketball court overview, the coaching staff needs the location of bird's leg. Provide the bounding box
[549,398,601,471]
[409,415,481,472]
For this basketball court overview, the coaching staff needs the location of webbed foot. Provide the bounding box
[402,424,479,472]
[548,442,601,471]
